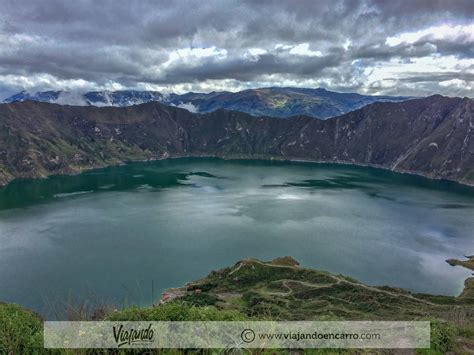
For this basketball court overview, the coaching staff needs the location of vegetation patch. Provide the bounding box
[0,302,43,354]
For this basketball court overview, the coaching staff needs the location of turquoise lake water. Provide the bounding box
[0,158,472,318]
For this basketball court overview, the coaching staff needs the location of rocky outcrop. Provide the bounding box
[0,95,472,186]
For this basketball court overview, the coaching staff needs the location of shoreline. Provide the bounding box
[1,153,473,189]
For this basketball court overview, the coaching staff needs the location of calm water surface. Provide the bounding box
[0,158,473,318]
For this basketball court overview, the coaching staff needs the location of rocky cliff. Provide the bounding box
[0,95,472,186]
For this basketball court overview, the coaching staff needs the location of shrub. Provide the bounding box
[417,320,458,354]
[0,302,43,353]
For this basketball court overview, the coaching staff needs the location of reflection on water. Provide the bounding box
[0,158,473,319]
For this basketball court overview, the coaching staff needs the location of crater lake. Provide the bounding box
[0,158,473,318]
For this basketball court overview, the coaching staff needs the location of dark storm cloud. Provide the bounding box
[351,42,437,61]
[157,51,346,83]
[395,72,474,84]
[0,0,473,98]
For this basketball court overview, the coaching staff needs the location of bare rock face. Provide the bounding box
[0,95,472,186]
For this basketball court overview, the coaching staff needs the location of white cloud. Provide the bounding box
[275,44,292,50]
[243,48,267,62]
[166,46,228,66]
[343,39,351,51]
[365,55,474,81]
[0,73,94,92]
[386,24,474,46]
[55,92,89,106]
[171,102,200,113]
[248,48,267,56]
[439,79,472,92]
[361,54,474,96]
[289,43,322,57]
[439,79,465,87]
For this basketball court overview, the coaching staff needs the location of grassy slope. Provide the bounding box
[1,257,473,354]
[175,257,474,320]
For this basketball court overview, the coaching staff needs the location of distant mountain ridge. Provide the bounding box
[3,90,165,107]
[2,87,411,119]
[0,95,472,187]
[168,87,411,118]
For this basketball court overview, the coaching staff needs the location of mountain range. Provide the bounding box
[2,87,410,119]
[0,95,472,187]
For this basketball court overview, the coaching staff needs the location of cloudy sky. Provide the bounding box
[0,0,473,99]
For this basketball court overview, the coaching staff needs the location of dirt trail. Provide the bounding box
[247,260,436,306]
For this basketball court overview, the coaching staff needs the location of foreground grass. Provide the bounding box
[1,302,249,354]
[0,302,43,353]
[2,301,469,354]
[106,302,248,322]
